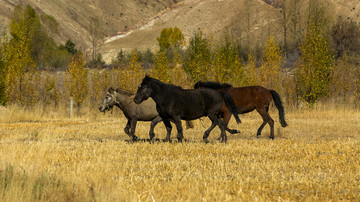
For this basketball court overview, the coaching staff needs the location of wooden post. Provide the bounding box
[69,97,73,119]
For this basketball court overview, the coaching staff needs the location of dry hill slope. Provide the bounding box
[1,0,360,64]
[0,0,181,49]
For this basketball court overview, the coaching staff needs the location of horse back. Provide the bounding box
[227,86,273,113]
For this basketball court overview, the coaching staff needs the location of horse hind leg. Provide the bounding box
[173,116,184,143]
[162,119,172,143]
[203,115,218,143]
[217,118,228,143]
[256,108,274,139]
[124,119,131,136]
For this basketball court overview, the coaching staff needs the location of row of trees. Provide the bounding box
[1,2,360,114]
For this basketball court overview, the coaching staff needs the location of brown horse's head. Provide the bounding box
[99,87,118,114]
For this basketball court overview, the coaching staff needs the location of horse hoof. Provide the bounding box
[269,136,274,140]
[257,135,261,139]
[162,139,171,143]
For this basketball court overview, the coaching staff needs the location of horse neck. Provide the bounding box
[148,79,169,104]
[114,92,133,110]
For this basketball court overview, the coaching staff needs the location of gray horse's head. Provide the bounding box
[99,87,117,113]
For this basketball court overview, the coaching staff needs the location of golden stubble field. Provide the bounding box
[0,106,359,201]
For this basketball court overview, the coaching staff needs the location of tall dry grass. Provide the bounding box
[0,105,359,201]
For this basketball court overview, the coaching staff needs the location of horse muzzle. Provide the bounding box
[133,97,141,104]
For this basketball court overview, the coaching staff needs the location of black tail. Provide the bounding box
[270,90,288,127]
[220,91,241,124]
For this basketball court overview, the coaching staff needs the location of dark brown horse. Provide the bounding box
[194,82,288,139]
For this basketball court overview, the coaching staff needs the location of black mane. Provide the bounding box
[145,76,183,90]
[194,81,232,89]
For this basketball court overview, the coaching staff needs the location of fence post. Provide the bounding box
[69,97,73,119]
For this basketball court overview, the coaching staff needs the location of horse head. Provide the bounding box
[134,75,152,104]
[99,87,119,114]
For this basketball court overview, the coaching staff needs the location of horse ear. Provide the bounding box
[108,87,114,93]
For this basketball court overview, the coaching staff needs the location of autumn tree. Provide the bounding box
[259,36,283,91]
[296,3,333,104]
[65,55,88,114]
[153,50,171,83]
[4,6,38,106]
[0,33,7,105]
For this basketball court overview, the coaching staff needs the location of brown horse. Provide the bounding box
[194,82,288,139]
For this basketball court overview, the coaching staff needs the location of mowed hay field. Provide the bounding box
[0,106,359,201]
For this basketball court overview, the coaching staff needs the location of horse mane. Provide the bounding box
[146,76,183,90]
[115,88,134,96]
[194,81,232,89]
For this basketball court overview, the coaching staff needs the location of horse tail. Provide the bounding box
[270,90,288,127]
[220,91,241,124]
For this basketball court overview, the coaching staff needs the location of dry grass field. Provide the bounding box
[0,105,359,201]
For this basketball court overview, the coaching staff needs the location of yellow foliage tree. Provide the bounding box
[115,50,145,92]
[4,27,37,106]
[153,50,171,83]
[259,36,282,91]
[65,55,88,114]
[246,53,260,86]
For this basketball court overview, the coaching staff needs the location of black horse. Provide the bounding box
[194,81,288,139]
[133,75,241,143]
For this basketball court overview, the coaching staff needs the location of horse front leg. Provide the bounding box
[162,119,172,142]
[130,119,139,142]
[149,116,162,140]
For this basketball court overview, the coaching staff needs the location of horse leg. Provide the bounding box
[223,111,240,134]
[149,116,162,140]
[130,119,139,142]
[256,107,274,139]
[124,119,131,136]
[218,118,227,143]
[203,115,218,143]
[162,119,172,142]
[173,116,184,143]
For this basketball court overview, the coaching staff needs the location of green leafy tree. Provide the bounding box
[63,39,78,55]
[296,4,333,105]
[184,29,212,82]
[65,55,88,114]
[212,33,246,85]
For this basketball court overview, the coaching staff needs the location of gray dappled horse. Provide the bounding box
[99,87,193,141]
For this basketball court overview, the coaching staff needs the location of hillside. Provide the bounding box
[1,0,360,63]
[0,0,181,49]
